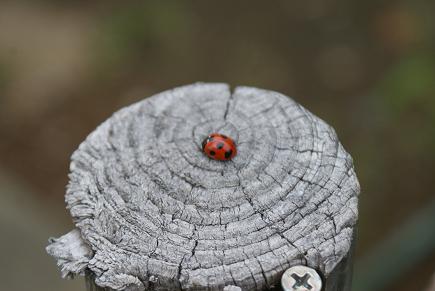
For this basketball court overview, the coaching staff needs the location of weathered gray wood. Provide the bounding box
[323,232,356,291]
[86,270,111,291]
[46,228,92,278]
[47,83,360,290]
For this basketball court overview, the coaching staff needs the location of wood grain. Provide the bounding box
[47,83,360,290]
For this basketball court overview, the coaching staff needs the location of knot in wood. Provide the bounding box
[62,83,359,290]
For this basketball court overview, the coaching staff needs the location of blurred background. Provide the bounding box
[0,1,434,290]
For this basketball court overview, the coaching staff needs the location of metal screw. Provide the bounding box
[281,265,322,291]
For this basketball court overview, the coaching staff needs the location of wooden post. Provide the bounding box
[47,83,360,291]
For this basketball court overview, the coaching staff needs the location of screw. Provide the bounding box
[281,265,322,291]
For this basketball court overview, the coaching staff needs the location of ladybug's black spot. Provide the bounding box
[225,150,232,159]
[210,150,216,156]
[220,134,228,139]
[217,142,224,149]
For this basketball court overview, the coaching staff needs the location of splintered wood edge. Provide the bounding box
[47,83,360,290]
[46,229,93,278]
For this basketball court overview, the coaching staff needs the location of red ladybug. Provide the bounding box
[202,133,237,161]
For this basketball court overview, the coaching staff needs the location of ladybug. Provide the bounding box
[202,133,237,161]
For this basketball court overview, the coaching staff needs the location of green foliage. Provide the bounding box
[379,53,435,114]
[93,2,193,71]
[375,52,435,157]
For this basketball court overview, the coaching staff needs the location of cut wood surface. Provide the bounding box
[47,83,360,291]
